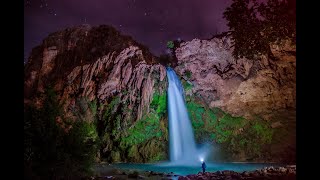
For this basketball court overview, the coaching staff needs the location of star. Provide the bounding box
[25,0,234,60]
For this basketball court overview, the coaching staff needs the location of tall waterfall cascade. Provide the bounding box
[166,67,201,165]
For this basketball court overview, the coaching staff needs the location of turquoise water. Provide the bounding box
[111,162,281,176]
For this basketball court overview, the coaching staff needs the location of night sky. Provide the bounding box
[24,0,232,63]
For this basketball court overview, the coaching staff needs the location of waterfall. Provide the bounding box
[166,67,199,165]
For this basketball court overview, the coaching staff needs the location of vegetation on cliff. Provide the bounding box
[156,39,184,67]
[119,90,168,162]
[24,85,169,178]
[186,95,279,161]
[93,77,168,163]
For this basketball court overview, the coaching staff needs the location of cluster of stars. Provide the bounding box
[25,0,57,16]
[25,0,229,59]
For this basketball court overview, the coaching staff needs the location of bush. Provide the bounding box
[150,91,167,118]
[182,80,193,91]
[166,41,174,49]
[24,88,98,179]
[185,70,192,79]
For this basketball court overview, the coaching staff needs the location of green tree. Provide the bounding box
[24,88,98,179]
[166,41,174,49]
[223,0,295,59]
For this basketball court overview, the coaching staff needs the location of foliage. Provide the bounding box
[102,96,121,130]
[214,113,247,143]
[166,41,174,49]
[182,80,193,91]
[223,0,296,59]
[88,99,97,118]
[185,70,192,79]
[63,120,99,174]
[186,95,274,159]
[24,88,98,179]
[186,97,217,142]
[118,91,168,162]
[122,113,162,146]
[97,91,168,162]
[150,91,167,118]
[167,39,184,50]
[122,90,168,145]
[149,152,166,162]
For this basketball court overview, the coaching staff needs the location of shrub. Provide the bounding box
[185,70,192,79]
[24,88,98,179]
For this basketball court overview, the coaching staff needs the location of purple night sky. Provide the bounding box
[24,0,232,62]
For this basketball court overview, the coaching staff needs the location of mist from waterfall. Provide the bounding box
[166,67,209,165]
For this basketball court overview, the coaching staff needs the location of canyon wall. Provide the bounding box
[24,24,296,163]
[174,36,296,162]
[24,25,168,162]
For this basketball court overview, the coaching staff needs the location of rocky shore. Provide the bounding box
[92,164,296,180]
[93,168,179,180]
[178,166,296,180]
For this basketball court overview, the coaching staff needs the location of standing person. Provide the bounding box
[201,160,207,173]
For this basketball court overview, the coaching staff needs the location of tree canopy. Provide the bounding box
[223,0,296,59]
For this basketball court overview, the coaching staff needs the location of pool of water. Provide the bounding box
[111,162,282,176]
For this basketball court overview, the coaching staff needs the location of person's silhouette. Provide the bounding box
[201,161,207,173]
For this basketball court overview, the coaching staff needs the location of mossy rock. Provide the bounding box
[139,139,167,162]
[127,145,142,162]
[110,151,121,162]
[186,95,278,161]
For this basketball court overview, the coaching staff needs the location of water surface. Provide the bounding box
[111,162,281,176]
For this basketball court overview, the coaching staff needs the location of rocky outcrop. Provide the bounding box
[174,36,296,162]
[174,36,296,120]
[24,24,167,162]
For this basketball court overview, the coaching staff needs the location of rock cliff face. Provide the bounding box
[24,25,168,162]
[175,37,295,120]
[174,36,296,162]
[24,24,296,163]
